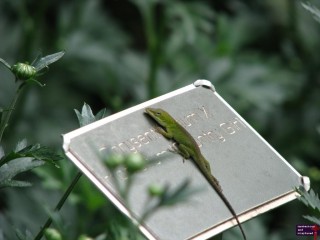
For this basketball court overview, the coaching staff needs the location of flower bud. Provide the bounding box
[148,184,165,197]
[44,228,62,240]
[11,62,36,80]
[125,153,146,173]
[104,154,125,170]
[78,235,93,240]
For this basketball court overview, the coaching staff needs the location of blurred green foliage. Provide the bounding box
[0,0,319,239]
[297,187,320,225]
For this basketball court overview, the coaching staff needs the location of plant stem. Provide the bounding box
[0,83,25,143]
[34,171,82,240]
[135,0,161,99]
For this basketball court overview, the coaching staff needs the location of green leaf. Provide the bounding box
[33,51,65,71]
[0,143,62,168]
[0,58,11,69]
[74,102,96,127]
[95,108,109,121]
[15,139,28,152]
[297,188,320,213]
[1,180,32,188]
[23,145,62,168]
[302,2,320,23]
[0,158,44,188]
[303,215,320,225]
[75,103,109,127]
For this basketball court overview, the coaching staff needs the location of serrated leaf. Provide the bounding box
[74,109,83,126]
[75,103,109,127]
[1,180,32,188]
[95,108,109,121]
[0,144,62,168]
[0,158,44,188]
[303,215,320,225]
[15,139,28,152]
[297,188,320,212]
[74,102,95,127]
[24,145,62,168]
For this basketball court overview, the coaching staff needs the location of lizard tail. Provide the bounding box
[216,189,247,240]
[198,157,247,240]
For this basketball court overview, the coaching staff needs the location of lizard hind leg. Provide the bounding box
[169,143,191,163]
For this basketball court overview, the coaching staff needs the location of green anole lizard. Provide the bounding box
[145,107,247,240]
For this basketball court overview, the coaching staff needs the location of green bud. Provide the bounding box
[148,184,165,197]
[125,153,146,173]
[78,235,93,240]
[44,228,62,240]
[104,154,125,170]
[11,62,36,80]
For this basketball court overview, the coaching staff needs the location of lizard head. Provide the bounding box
[145,107,175,127]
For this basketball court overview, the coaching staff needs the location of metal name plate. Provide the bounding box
[63,80,309,240]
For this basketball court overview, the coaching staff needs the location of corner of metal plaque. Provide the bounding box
[62,134,70,152]
[300,176,311,191]
[193,79,216,92]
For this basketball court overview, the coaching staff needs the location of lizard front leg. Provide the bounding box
[154,125,173,139]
